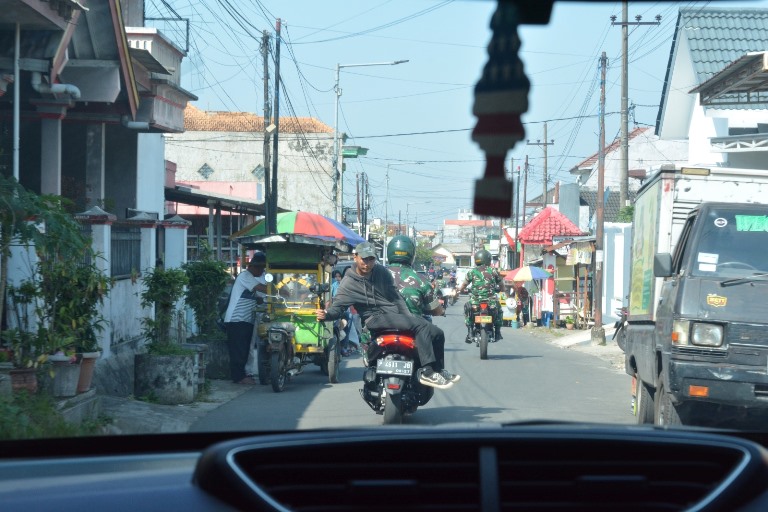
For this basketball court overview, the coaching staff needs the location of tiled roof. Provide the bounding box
[680,8,768,86]
[444,219,497,227]
[580,188,637,223]
[183,105,333,133]
[657,7,768,122]
[517,206,583,245]
[571,127,651,172]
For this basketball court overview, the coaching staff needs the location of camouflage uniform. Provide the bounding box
[388,263,440,316]
[462,265,504,329]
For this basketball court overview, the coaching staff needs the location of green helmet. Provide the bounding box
[387,235,416,265]
[474,249,491,266]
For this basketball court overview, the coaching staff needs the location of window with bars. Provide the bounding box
[111,224,142,279]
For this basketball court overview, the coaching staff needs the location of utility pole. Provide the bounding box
[514,159,521,268]
[355,172,361,235]
[269,19,282,235]
[383,169,389,264]
[592,52,608,346]
[526,122,554,208]
[261,31,271,234]
[519,155,529,268]
[611,4,661,208]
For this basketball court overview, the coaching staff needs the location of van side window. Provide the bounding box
[672,217,695,274]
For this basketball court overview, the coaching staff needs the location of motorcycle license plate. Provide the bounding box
[376,359,413,376]
[475,315,493,323]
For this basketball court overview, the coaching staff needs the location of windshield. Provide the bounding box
[4,0,768,440]
[688,207,768,279]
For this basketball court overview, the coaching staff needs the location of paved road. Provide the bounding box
[191,299,633,431]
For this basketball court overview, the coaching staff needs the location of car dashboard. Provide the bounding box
[2,425,768,511]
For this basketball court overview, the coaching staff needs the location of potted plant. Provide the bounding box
[134,266,197,404]
[565,316,575,330]
[182,243,230,382]
[0,178,111,395]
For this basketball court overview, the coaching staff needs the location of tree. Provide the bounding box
[413,241,434,269]
[616,205,634,223]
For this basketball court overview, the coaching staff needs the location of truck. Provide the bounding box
[622,164,768,426]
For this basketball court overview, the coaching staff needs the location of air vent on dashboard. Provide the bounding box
[196,430,762,512]
[495,439,746,512]
[233,440,482,512]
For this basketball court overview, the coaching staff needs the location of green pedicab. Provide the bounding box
[255,260,340,392]
[232,211,365,392]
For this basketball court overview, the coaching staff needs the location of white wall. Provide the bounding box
[602,223,632,323]
[165,131,335,218]
[136,133,166,216]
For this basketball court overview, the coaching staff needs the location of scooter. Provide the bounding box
[359,328,434,425]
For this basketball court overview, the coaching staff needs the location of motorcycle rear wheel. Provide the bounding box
[383,391,403,425]
[479,329,489,360]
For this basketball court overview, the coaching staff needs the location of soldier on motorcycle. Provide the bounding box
[387,235,447,320]
[456,249,505,342]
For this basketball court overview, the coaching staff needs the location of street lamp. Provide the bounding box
[333,60,408,221]
[406,200,431,238]
[383,161,422,264]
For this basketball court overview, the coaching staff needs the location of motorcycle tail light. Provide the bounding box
[386,383,401,390]
[480,302,488,311]
[376,334,416,349]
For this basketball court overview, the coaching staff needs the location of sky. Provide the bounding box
[146,0,768,232]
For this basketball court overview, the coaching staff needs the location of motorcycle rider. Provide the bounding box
[456,249,505,342]
[316,241,459,389]
[387,237,454,360]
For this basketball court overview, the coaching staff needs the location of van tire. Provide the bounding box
[635,375,654,424]
[654,377,683,426]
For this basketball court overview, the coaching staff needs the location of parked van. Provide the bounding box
[622,165,768,426]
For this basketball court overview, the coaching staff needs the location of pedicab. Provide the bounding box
[232,211,365,392]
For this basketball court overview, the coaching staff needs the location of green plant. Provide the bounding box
[616,205,634,223]
[0,392,106,439]
[565,316,574,324]
[140,266,189,353]
[0,176,111,363]
[182,242,229,340]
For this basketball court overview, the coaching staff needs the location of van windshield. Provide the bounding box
[688,207,768,278]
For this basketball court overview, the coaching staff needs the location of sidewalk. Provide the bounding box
[525,322,625,372]
[100,379,251,435]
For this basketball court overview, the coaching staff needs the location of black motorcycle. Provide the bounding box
[359,329,434,425]
[613,306,628,351]
[465,299,498,360]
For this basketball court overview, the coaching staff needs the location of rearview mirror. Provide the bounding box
[310,283,330,294]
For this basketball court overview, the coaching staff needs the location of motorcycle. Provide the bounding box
[613,306,628,351]
[437,287,454,314]
[466,299,498,360]
[359,328,434,425]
